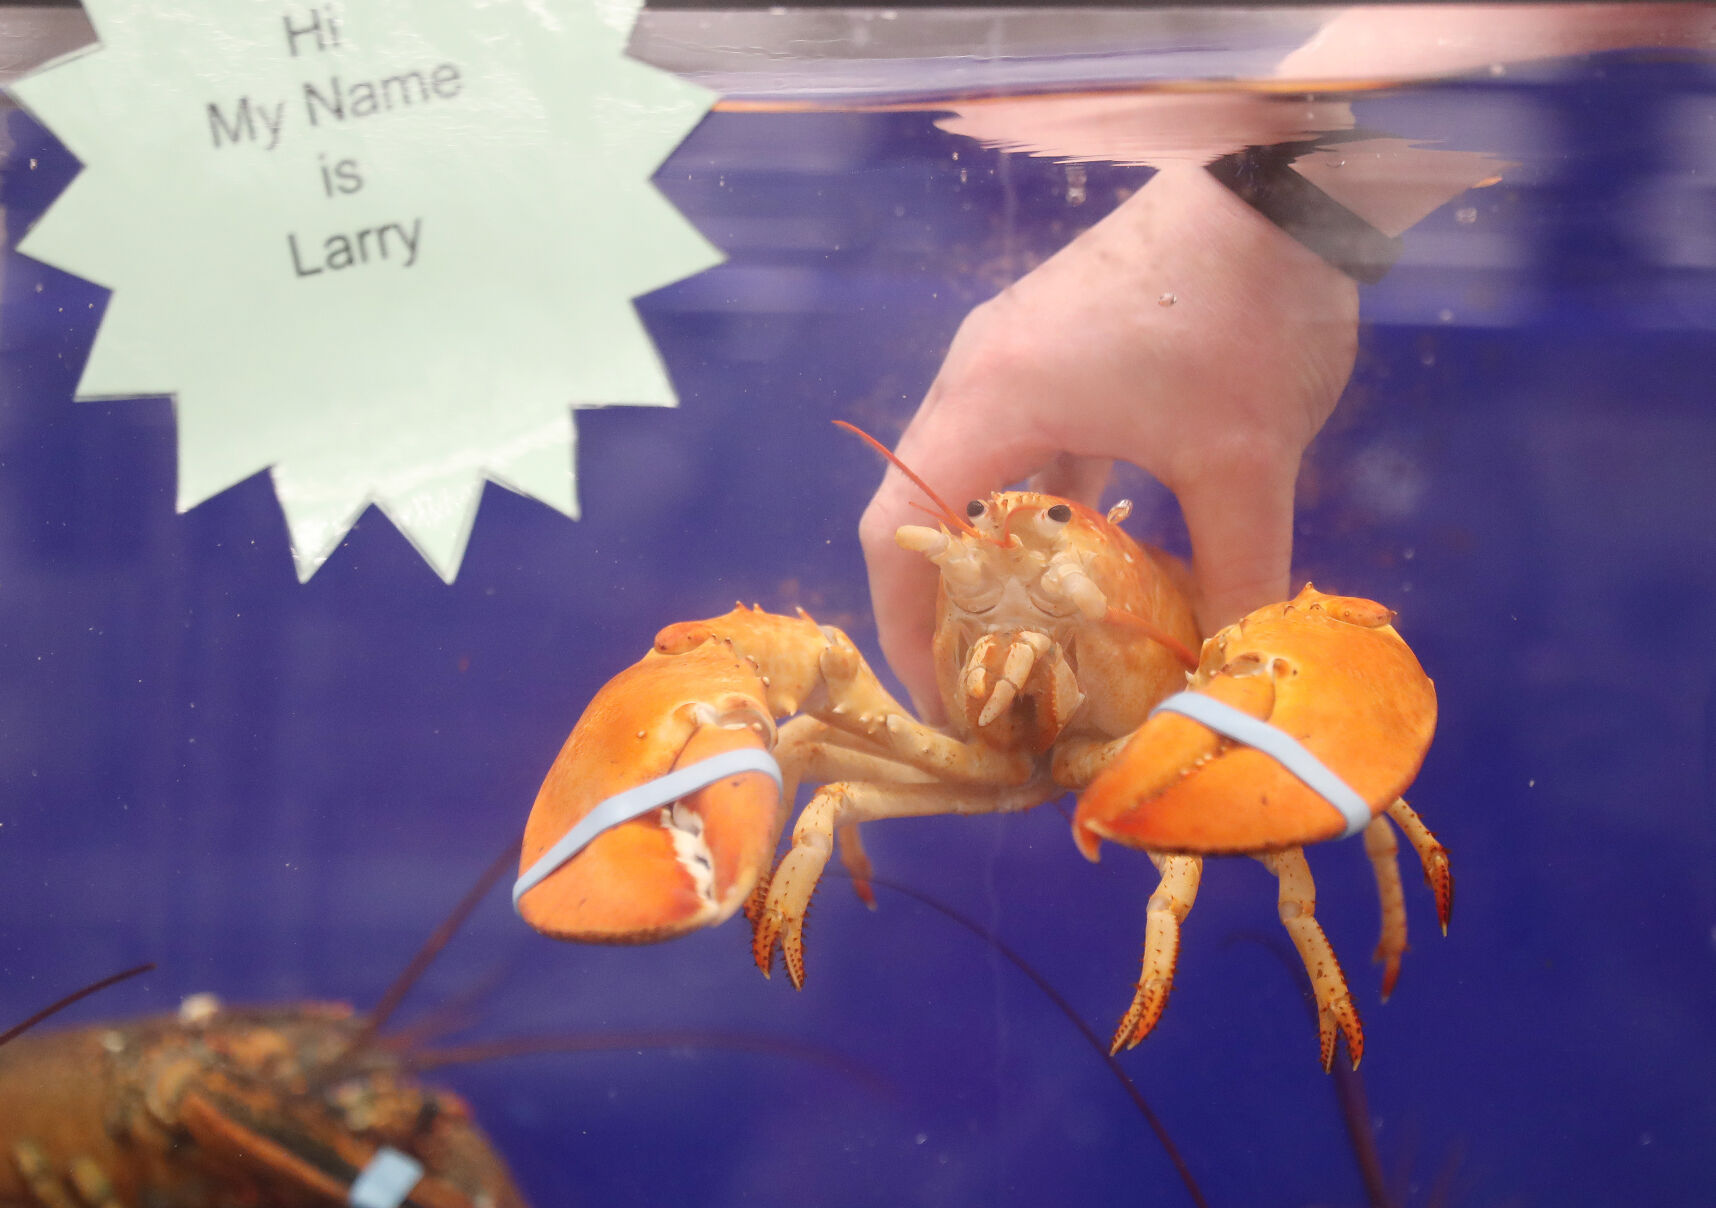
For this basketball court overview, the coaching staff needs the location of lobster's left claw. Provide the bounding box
[518,643,783,944]
[1075,585,1436,855]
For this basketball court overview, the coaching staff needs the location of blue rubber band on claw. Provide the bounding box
[348,1147,424,1208]
[512,748,783,913]
[1147,691,1373,839]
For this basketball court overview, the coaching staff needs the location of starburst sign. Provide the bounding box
[9,0,719,580]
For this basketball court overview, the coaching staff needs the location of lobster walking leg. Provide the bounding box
[22,1143,113,1208]
[1258,848,1364,1071]
[1362,797,1455,1002]
[753,779,1059,987]
[1111,853,1203,1053]
[835,822,877,909]
[1048,733,1136,796]
[1387,798,1454,934]
[1363,814,1409,1000]
[871,709,1035,785]
[12,1140,79,1208]
[763,715,939,914]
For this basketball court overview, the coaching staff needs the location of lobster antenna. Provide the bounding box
[862,874,1210,1208]
[1106,607,1200,671]
[372,958,516,1055]
[832,420,982,539]
[351,837,522,1053]
[0,962,155,1047]
[1237,932,1400,1208]
[404,1029,887,1096]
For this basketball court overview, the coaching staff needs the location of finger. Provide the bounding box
[1276,4,1714,85]
[1027,452,1113,507]
[1171,448,1302,634]
[883,392,1064,526]
[856,510,942,721]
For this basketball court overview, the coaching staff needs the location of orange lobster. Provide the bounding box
[0,859,529,1208]
[516,423,1452,1070]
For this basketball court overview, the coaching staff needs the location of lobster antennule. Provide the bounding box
[832,420,982,540]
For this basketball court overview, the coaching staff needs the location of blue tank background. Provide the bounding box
[2,52,1714,1207]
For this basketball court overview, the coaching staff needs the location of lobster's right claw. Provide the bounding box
[1075,585,1437,856]
[517,643,783,944]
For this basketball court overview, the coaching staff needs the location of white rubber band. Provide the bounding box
[1148,691,1373,839]
[349,1147,424,1208]
[512,748,783,912]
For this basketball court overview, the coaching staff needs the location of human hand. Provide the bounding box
[857,163,1359,719]
[858,4,1713,722]
[1274,2,1714,83]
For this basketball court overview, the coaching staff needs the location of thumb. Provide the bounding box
[1171,448,1303,634]
[1027,452,1113,507]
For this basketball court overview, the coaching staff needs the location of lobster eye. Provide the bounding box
[965,499,986,518]
[1045,504,1072,524]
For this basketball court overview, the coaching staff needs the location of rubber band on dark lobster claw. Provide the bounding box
[1147,691,1374,839]
[348,1147,424,1208]
[512,749,785,913]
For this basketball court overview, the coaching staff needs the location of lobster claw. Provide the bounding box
[1074,585,1437,856]
[517,643,784,943]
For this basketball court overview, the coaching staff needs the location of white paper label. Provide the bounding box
[9,0,720,581]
